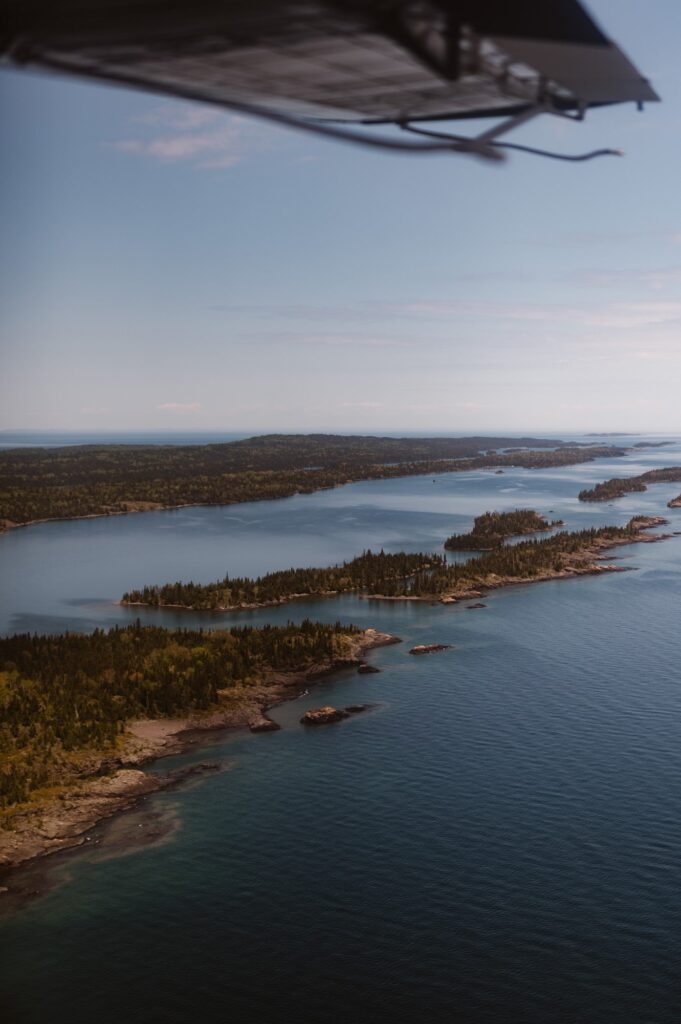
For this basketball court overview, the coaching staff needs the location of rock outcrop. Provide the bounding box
[408,644,453,655]
[249,716,281,733]
[300,706,348,725]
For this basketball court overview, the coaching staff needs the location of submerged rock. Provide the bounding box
[357,663,381,674]
[344,704,370,714]
[408,644,453,655]
[249,716,281,733]
[300,706,348,725]
[466,602,487,610]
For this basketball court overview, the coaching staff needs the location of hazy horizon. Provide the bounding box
[0,426,676,441]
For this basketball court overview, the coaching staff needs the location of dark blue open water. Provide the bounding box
[1,437,681,1023]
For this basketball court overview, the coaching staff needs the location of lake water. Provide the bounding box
[2,438,681,1023]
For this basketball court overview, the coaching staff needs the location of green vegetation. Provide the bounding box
[394,519,650,598]
[0,434,626,528]
[0,621,359,810]
[123,516,655,610]
[578,467,681,503]
[444,509,563,550]
[123,549,443,610]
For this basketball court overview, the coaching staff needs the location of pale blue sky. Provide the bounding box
[1,1,680,434]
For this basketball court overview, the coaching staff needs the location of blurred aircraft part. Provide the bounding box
[0,1,659,159]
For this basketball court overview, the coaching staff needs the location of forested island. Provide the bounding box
[578,467,681,503]
[444,509,563,550]
[0,620,398,868]
[383,516,667,601]
[0,434,627,530]
[122,515,668,612]
[122,550,445,611]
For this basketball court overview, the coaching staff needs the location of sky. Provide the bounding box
[1,0,680,436]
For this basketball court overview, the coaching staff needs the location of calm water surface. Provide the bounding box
[2,439,681,1023]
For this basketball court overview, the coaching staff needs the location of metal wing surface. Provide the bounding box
[1,1,657,121]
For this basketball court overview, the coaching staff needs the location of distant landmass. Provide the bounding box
[578,467,681,503]
[0,433,627,531]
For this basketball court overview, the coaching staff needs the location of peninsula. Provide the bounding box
[0,621,396,869]
[0,434,627,531]
[122,549,445,611]
[578,467,681,503]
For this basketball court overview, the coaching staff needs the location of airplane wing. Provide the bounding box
[0,1,659,159]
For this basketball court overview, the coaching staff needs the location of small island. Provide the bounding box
[0,622,397,869]
[578,467,681,502]
[301,706,348,725]
[408,644,453,655]
[300,703,371,724]
[668,494,681,509]
[444,509,563,550]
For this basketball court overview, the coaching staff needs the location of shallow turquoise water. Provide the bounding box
[2,439,681,1023]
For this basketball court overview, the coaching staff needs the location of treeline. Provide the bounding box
[0,620,359,809]
[395,520,645,598]
[0,436,626,528]
[578,467,681,503]
[123,517,649,612]
[123,550,445,610]
[0,433,569,487]
[444,509,563,550]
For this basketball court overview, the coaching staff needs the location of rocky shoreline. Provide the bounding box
[367,517,670,605]
[0,629,398,875]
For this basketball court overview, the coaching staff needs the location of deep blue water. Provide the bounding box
[1,439,681,1023]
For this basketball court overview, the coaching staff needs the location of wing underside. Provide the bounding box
[1,0,658,159]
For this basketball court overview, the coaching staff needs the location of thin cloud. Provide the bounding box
[337,401,385,409]
[157,402,202,413]
[572,268,681,292]
[113,104,270,169]
[387,299,681,329]
[209,296,681,333]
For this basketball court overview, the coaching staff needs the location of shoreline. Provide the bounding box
[367,516,670,604]
[0,444,631,536]
[120,517,671,614]
[0,629,398,876]
[0,501,210,534]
